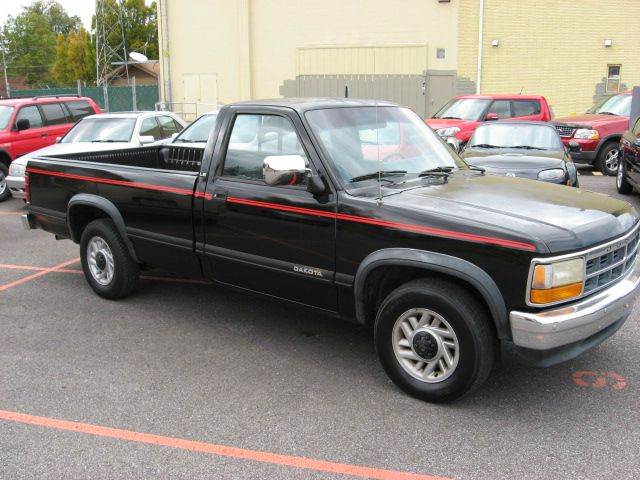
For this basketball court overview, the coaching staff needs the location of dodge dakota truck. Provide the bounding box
[23,98,640,402]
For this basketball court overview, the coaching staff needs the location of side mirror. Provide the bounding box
[485,113,499,121]
[139,135,155,145]
[16,118,30,131]
[568,140,581,153]
[263,155,309,186]
[446,137,462,153]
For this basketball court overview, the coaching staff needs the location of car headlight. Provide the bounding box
[436,127,460,137]
[9,162,26,176]
[574,129,599,140]
[538,168,565,181]
[529,258,585,305]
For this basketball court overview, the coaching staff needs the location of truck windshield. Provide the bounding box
[62,117,136,143]
[469,124,563,151]
[306,106,466,184]
[432,98,491,120]
[0,106,13,130]
[174,113,217,143]
[588,94,631,117]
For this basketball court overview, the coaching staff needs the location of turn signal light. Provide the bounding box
[530,282,583,304]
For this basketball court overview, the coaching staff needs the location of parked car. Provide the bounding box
[0,95,101,201]
[553,92,631,176]
[617,115,640,194]
[23,98,640,403]
[425,94,552,145]
[153,110,219,147]
[460,121,579,187]
[5,111,186,201]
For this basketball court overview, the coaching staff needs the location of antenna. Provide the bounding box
[376,99,382,206]
[95,0,130,86]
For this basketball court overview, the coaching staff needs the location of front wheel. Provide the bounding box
[596,142,620,176]
[617,159,633,194]
[0,163,10,202]
[374,278,495,403]
[80,219,140,299]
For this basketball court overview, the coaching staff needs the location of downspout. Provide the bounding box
[158,0,172,105]
[476,0,484,94]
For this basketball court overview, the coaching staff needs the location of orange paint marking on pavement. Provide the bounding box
[0,264,47,272]
[0,410,450,480]
[0,258,80,292]
[572,371,629,390]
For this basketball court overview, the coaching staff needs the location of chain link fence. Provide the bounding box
[11,83,159,112]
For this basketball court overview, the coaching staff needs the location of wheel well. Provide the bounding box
[362,265,494,329]
[596,137,621,157]
[0,151,10,169]
[68,205,109,243]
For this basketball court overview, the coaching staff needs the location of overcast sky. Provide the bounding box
[2,0,95,28]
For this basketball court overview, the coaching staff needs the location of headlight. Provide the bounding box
[538,168,565,181]
[574,129,599,140]
[529,258,585,305]
[9,163,26,176]
[436,127,460,137]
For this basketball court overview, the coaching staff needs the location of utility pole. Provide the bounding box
[0,36,10,98]
[95,0,129,86]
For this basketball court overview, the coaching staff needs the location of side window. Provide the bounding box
[139,117,162,140]
[487,100,511,119]
[222,114,308,183]
[632,117,640,137]
[40,103,69,126]
[512,100,541,117]
[157,115,182,138]
[15,105,44,129]
[65,100,94,122]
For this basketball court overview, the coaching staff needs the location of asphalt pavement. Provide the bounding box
[1,168,639,480]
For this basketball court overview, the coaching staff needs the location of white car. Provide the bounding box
[6,111,186,199]
[153,110,219,148]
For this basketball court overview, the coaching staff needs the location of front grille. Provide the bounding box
[582,226,640,294]
[555,124,575,138]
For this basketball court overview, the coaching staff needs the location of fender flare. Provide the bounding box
[354,248,509,338]
[0,147,11,166]
[595,134,622,158]
[67,194,140,263]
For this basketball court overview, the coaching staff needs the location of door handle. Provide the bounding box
[40,133,49,137]
[212,190,228,200]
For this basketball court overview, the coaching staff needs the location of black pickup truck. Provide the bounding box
[23,98,640,402]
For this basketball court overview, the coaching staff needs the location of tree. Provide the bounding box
[52,28,95,85]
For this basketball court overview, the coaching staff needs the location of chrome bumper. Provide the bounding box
[6,174,25,199]
[510,257,640,350]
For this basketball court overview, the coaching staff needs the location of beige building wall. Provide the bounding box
[158,0,459,105]
[458,0,640,117]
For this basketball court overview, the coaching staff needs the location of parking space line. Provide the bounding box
[592,172,603,176]
[0,258,80,292]
[0,212,23,216]
[0,409,449,480]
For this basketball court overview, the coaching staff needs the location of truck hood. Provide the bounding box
[382,173,637,253]
[554,113,628,128]
[13,142,135,166]
[463,149,565,169]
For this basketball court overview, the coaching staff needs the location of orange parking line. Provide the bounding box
[0,258,80,292]
[0,264,47,271]
[0,410,448,480]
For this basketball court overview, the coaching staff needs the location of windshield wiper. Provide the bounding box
[349,170,407,183]
[598,111,617,115]
[91,139,120,143]
[419,166,453,177]
[175,138,206,143]
[509,145,546,150]
[439,116,461,120]
[467,165,486,174]
[470,143,500,149]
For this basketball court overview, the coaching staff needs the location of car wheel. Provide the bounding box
[374,278,495,403]
[80,219,140,299]
[617,159,633,194]
[0,163,10,202]
[596,142,620,176]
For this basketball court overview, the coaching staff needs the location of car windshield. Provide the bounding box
[62,117,136,143]
[0,106,13,130]
[432,98,491,120]
[468,124,563,150]
[588,94,631,116]
[174,113,217,143]
[306,106,466,184]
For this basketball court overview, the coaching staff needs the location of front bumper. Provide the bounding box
[6,174,25,199]
[509,256,640,355]
[561,138,598,164]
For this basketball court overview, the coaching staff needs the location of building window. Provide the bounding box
[606,65,621,93]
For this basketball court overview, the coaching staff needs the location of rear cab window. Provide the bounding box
[512,100,541,117]
[40,102,70,126]
[15,105,44,129]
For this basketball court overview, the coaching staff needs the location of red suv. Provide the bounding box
[0,95,101,201]
[553,92,631,176]
[426,94,552,144]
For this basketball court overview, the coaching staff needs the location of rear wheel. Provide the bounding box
[80,219,139,299]
[0,163,10,202]
[617,159,633,194]
[596,142,620,176]
[374,278,495,403]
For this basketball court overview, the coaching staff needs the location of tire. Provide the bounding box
[374,278,495,403]
[80,219,139,299]
[0,163,10,202]
[595,142,620,176]
[617,159,633,194]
